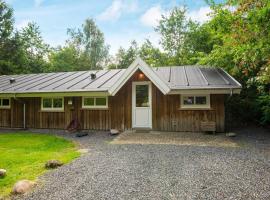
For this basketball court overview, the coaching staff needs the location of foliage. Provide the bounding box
[0,1,49,75]
[200,0,270,126]
[17,22,50,73]
[48,46,79,72]
[0,132,80,198]
[65,18,109,70]
[111,40,139,69]
[257,95,270,125]
[156,7,216,65]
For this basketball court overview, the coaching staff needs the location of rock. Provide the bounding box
[226,132,237,137]
[12,180,35,194]
[76,132,88,137]
[45,160,63,169]
[110,129,119,135]
[0,169,6,178]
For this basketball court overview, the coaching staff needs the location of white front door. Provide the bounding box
[132,81,152,129]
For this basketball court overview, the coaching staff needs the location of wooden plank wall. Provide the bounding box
[152,85,224,132]
[0,70,225,132]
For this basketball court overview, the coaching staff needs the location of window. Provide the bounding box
[0,98,10,109]
[41,97,64,111]
[181,95,210,109]
[136,85,149,107]
[82,97,108,109]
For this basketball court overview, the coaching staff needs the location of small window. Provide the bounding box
[82,97,108,109]
[183,96,194,105]
[181,95,210,109]
[136,85,149,107]
[0,98,10,109]
[196,96,207,105]
[96,97,107,106]
[84,97,94,106]
[41,97,64,111]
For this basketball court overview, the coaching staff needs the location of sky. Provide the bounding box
[6,0,222,54]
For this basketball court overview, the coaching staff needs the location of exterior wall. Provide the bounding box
[0,71,225,132]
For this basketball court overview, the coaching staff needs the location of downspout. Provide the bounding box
[23,103,26,129]
[226,88,233,133]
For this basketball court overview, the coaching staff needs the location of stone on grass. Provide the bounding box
[226,132,237,137]
[12,180,35,194]
[45,160,63,169]
[0,169,6,178]
[110,129,119,135]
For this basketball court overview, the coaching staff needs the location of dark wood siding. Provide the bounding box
[152,85,224,132]
[0,70,225,132]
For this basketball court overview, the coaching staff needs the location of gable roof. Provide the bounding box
[0,58,241,97]
[108,58,170,95]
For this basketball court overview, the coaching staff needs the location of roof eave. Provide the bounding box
[168,87,241,94]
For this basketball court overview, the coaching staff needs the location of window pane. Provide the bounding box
[2,99,10,106]
[183,96,194,105]
[136,85,149,107]
[96,97,106,106]
[84,98,94,106]
[196,96,207,105]
[53,98,63,108]
[0,99,2,106]
[43,98,52,108]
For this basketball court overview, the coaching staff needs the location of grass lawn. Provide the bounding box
[0,132,80,198]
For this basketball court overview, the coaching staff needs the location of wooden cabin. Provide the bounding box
[0,58,241,132]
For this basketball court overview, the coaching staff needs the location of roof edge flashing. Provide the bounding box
[108,57,171,96]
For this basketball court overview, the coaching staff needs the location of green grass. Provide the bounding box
[0,132,80,198]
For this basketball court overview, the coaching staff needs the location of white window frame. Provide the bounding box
[0,98,11,109]
[82,96,108,109]
[180,94,210,109]
[41,97,64,111]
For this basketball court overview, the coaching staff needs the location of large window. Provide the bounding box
[0,98,10,109]
[82,97,108,109]
[180,94,210,109]
[41,97,64,111]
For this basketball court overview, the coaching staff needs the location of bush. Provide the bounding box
[257,94,270,125]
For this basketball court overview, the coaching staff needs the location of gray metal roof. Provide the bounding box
[0,66,241,94]
[154,66,241,90]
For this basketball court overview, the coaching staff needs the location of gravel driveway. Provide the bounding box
[11,127,270,200]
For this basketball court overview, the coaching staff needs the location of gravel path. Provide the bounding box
[10,127,270,200]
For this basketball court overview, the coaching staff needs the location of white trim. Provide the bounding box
[169,88,241,94]
[41,97,64,111]
[82,96,108,109]
[0,91,109,98]
[0,98,11,109]
[132,81,152,129]
[109,57,170,96]
[180,94,210,109]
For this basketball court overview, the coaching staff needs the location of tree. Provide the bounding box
[66,18,109,70]
[48,46,79,72]
[155,6,216,65]
[200,0,270,125]
[113,40,139,69]
[139,39,167,67]
[0,0,16,75]
[17,22,50,73]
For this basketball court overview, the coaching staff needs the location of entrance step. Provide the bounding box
[133,128,152,133]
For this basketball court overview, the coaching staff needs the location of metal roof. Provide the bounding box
[0,66,241,94]
[154,66,241,90]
